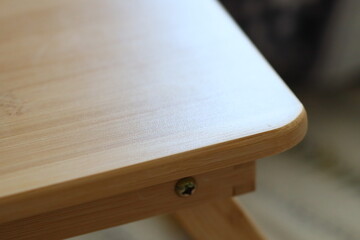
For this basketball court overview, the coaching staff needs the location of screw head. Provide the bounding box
[175,177,197,197]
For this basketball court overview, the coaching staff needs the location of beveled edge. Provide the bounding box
[0,107,307,223]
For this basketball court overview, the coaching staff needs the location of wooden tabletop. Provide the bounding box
[0,0,307,223]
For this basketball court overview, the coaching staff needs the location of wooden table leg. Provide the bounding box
[174,198,265,240]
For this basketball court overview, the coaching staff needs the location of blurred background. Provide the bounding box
[72,0,360,239]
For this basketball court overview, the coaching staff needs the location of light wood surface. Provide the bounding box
[175,198,265,240]
[0,0,307,223]
[0,163,255,239]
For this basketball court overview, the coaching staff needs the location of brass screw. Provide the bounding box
[175,177,197,197]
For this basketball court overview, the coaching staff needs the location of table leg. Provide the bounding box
[174,198,265,240]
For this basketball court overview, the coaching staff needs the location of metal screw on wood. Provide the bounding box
[175,177,197,197]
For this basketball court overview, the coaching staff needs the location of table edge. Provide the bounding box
[0,107,307,223]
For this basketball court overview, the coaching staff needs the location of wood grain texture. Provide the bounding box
[0,0,307,223]
[175,198,265,240]
[0,163,255,239]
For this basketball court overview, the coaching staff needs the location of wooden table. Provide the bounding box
[0,0,307,239]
